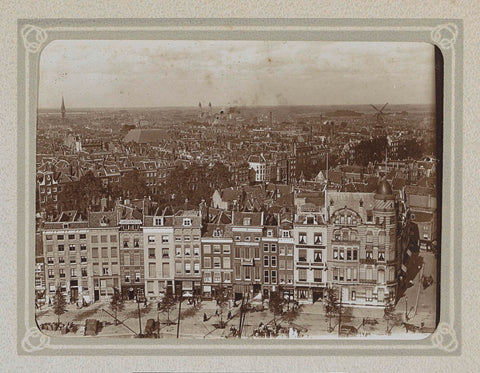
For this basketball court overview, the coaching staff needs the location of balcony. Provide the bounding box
[241,258,254,266]
[360,258,377,265]
[359,279,376,284]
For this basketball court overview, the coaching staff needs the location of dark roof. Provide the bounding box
[375,179,394,196]
[88,211,118,228]
[124,129,168,144]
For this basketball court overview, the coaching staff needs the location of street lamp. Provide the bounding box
[136,290,143,337]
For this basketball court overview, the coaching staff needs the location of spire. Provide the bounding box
[61,96,66,119]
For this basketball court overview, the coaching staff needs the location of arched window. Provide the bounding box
[378,231,386,246]
[366,231,373,243]
[377,269,385,284]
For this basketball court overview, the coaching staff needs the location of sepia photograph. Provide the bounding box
[34,39,439,340]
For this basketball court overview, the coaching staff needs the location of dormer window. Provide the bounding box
[282,231,290,238]
[183,218,192,226]
[243,218,251,226]
[213,229,222,237]
[267,230,273,237]
[154,217,164,226]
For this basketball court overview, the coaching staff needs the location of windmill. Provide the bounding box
[370,103,389,126]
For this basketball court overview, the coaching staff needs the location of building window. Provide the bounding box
[271,244,277,253]
[47,257,54,265]
[48,269,54,278]
[133,253,141,266]
[379,231,386,246]
[194,262,200,274]
[224,272,231,283]
[264,270,269,284]
[101,247,108,258]
[204,272,212,283]
[183,218,192,226]
[271,256,277,267]
[58,257,65,264]
[203,245,211,254]
[175,247,181,257]
[213,245,221,254]
[134,238,140,248]
[282,231,290,238]
[79,243,86,251]
[57,234,64,240]
[314,250,322,263]
[148,248,156,259]
[123,240,129,248]
[214,272,221,283]
[91,235,98,243]
[339,250,345,260]
[223,245,230,254]
[298,233,307,244]
[81,267,87,277]
[162,263,170,277]
[347,249,352,261]
[243,218,251,226]
[59,268,65,278]
[110,235,117,242]
[271,270,277,284]
[125,275,130,283]
[68,234,75,240]
[366,250,373,260]
[314,269,322,282]
[299,269,307,281]
[175,236,181,242]
[366,231,373,243]
[149,263,156,277]
[245,236,250,241]
[339,268,344,281]
[79,234,86,240]
[58,244,64,252]
[223,257,230,269]
[135,273,141,282]
[235,236,240,241]
[214,257,221,268]
[162,235,169,243]
[351,290,356,300]
[263,243,269,252]
[254,236,260,241]
[314,233,322,245]
[366,288,373,302]
[70,258,76,264]
[353,249,358,260]
[333,268,338,280]
[184,246,191,257]
[81,256,87,263]
[148,236,155,244]
[184,236,191,242]
[185,262,191,274]
[154,217,164,226]
[100,235,107,243]
[123,253,130,266]
[71,268,77,277]
[299,249,307,262]
[267,230,273,237]
[203,256,211,269]
[264,255,269,266]
[193,236,199,241]
[378,251,385,261]
[69,244,76,252]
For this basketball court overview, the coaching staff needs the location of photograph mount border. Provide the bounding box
[17,18,463,356]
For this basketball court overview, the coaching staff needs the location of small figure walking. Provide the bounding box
[203,313,208,322]
[144,298,147,308]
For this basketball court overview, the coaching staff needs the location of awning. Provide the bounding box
[203,286,212,292]
[183,291,193,297]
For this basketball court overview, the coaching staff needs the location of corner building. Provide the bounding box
[327,180,399,307]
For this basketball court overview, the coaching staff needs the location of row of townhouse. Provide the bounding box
[40,180,400,308]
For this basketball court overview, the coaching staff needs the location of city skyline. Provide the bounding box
[39,40,436,109]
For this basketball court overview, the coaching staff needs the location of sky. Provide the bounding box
[38,40,436,109]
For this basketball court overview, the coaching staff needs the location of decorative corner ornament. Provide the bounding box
[431,322,458,352]
[21,327,51,353]
[431,23,458,50]
[21,24,48,54]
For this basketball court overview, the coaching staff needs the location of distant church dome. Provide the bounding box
[375,179,394,199]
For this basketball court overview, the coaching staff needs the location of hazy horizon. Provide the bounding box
[39,40,436,109]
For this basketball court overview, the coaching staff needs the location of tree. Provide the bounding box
[158,287,176,324]
[269,287,285,329]
[352,137,388,167]
[215,286,230,328]
[324,288,340,332]
[384,298,396,335]
[52,286,67,325]
[110,287,125,326]
[120,169,148,200]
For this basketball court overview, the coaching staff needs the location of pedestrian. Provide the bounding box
[215,309,218,316]
[203,313,208,322]
[227,311,232,320]
[144,298,147,308]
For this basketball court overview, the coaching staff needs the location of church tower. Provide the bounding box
[61,96,66,120]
